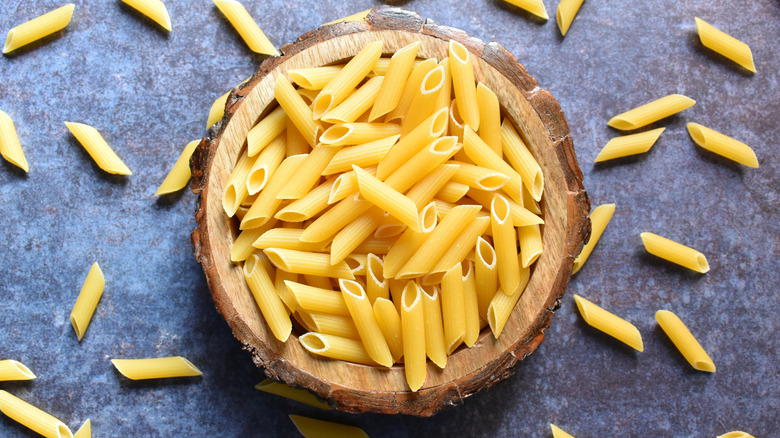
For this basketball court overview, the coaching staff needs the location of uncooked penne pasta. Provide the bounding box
[385,58,438,123]
[572,203,615,274]
[476,83,502,154]
[448,99,465,141]
[244,253,292,341]
[231,220,276,262]
[298,332,374,365]
[274,269,297,313]
[464,126,523,203]
[122,0,171,31]
[0,110,28,172]
[0,360,35,381]
[695,17,756,73]
[299,195,372,243]
[255,379,331,409]
[431,216,490,276]
[111,356,202,380]
[376,107,449,179]
[441,264,466,354]
[517,224,542,268]
[687,123,758,168]
[3,4,75,54]
[246,134,286,195]
[717,432,755,438]
[383,137,461,192]
[573,295,644,351]
[339,280,393,367]
[70,262,105,341]
[65,122,131,175]
[323,9,371,26]
[323,135,399,175]
[475,236,498,319]
[656,310,716,372]
[0,390,72,438]
[366,254,389,303]
[213,0,279,55]
[550,424,576,438]
[401,65,446,136]
[487,253,530,338]
[370,42,420,121]
[401,282,426,391]
[285,281,349,315]
[286,118,309,156]
[274,178,336,222]
[312,40,383,118]
[297,311,359,339]
[275,145,341,200]
[469,189,543,227]
[274,74,321,147]
[247,107,287,157]
[372,298,404,363]
[449,40,480,130]
[404,163,460,209]
[207,90,230,129]
[436,181,470,203]
[320,122,401,146]
[73,419,90,438]
[265,249,354,279]
[289,66,343,90]
[503,0,549,20]
[288,414,369,438]
[241,154,307,229]
[491,194,521,294]
[419,284,447,368]
[595,128,665,162]
[641,232,709,273]
[555,0,584,36]
[461,262,480,347]
[450,162,510,191]
[501,120,544,201]
[155,140,200,195]
[608,94,696,131]
[354,165,420,232]
[322,76,384,124]
[224,149,257,216]
[252,228,325,252]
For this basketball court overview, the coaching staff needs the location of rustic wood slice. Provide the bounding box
[191,6,590,416]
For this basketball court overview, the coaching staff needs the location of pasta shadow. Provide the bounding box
[692,144,749,174]
[686,32,754,76]
[0,159,30,178]
[492,0,548,25]
[66,136,130,185]
[653,325,713,377]
[155,188,189,207]
[1,415,44,438]
[114,372,204,389]
[118,2,171,38]
[637,251,708,282]
[1,30,70,58]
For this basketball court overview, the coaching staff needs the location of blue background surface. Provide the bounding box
[1,1,778,436]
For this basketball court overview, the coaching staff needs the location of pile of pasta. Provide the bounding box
[224,39,545,391]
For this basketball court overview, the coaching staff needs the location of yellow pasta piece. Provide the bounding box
[449,40,480,130]
[3,4,75,54]
[434,58,452,112]
[246,134,286,195]
[376,106,449,179]
[73,419,90,438]
[372,298,403,363]
[491,194,521,294]
[255,379,330,409]
[0,360,35,381]
[608,94,696,131]
[353,237,394,255]
[574,295,644,351]
[641,232,709,273]
[365,254,389,303]
[441,265,466,354]
[420,285,447,368]
[0,390,72,438]
[241,154,307,229]
[339,280,393,367]
[383,136,461,192]
[122,0,171,31]
[285,281,349,315]
[550,423,576,438]
[298,332,374,365]
[503,0,549,20]
[207,90,230,129]
[595,127,666,162]
[401,282,426,391]
[0,110,29,172]
[486,253,530,338]
[354,165,420,232]
[450,161,510,191]
[322,76,384,124]
[223,149,257,216]
[475,236,498,319]
[323,9,371,26]
[111,356,202,380]
[252,228,325,252]
[244,253,292,341]
[274,74,322,147]
[384,225,431,279]
[313,40,383,118]
[328,207,384,265]
[288,414,368,438]
[231,220,277,262]
[517,224,543,268]
[717,432,755,438]
[265,249,354,280]
[65,122,131,175]
[70,262,105,341]
[213,0,279,55]
[404,164,460,209]
[369,42,420,120]
[276,145,341,200]
[461,262,480,347]
[386,58,438,123]
[501,120,544,201]
[401,65,446,136]
[323,135,399,175]
[572,203,615,274]
[299,195,372,243]
[695,17,756,73]
[687,123,758,168]
[329,168,366,204]
[523,185,541,214]
[320,122,401,146]
[289,66,343,90]
[435,181,470,203]
[555,0,584,36]
[476,83,502,154]
[275,178,336,222]
[469,189,543,226]
[297,311,359,339]
[463,126,523,202]
[656,310,715,372]
[286,118,309,156]
[246,107,287,157]
[274,269,297,313]
[431,216,490,276]
[155,140,199,195]
[448,99,465,141]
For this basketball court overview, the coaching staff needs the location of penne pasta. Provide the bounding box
[523,185,541,214]
[572,203,615,274]
[3,4,75,54]
[717,432,755,438]
[383,225,431,279]
[475,236,498,319]
[687,123,758,168]
[641,232,709,273]
[244,253,292,341]
[555,0,584,36]
[354,166,420,232]
[111,356,202,380]
[247,107,287,157]
[503,0,549,20]
[608,94,696,131]
[223,149,257,216]
[275,178,336,222]
[275,145,341,200]
[240,154,306,228]
[469,189,543,226]
[386,58,438,123]
[73,419,90,438]
[286,118,309,156]
[265,249,354,279]
[207,90,230,129]
[501,120,544,201]
[0,110,29,172]
[274,74,322,147]
[434,58,452,112]
[298,332,375,365]
[255,379,331,410]
[656,310,716,372]
[435,181,470,203]
[70,262,105,341]
[365,254,389,303]
[401,65,446,136]
[383,136,461,192]
[297,311,359,339]
[370,42,420,120]
[491,194,521,294]
[323,135,399,175]
[122,0,171,31]
[550,424,576,438]
[595,127,665,162]
[339,280,393,367]
[450,161,510,191]
[421,285,447,368]
[274,269,298,313]
[285,281,348,315]
[404,163,461,209]
[288,415,369,438]
[463,126,523,202]
[289,66,343,90]
[441,265,466,354]
[155,140,200,195]
[449,40,480,130]
[299,195,372,243]
[0,360,36,381]
[323,9,371,25]
[695,17,756,73]
[487,253,530,337]
[461,262,480,347]
[213,0,279,55]
[517,224,543,268]
[231,220,277,262]
[320,123,401,146]
[401,282,426,391]
[65,122,132,175]
[246,134,286,195]
[376,107,449,179]
[252,228,326,252]
[322,76,384,124]
[353,237,394,255]
[573,295,644,351]
[0,390,72,438]
[448,99,465,141]
[313,40,383,118]
[328,208,385,264]
[431,216,490,276]
[372,298,404,363]
[476,83,502,154]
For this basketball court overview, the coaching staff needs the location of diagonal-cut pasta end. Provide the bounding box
[695,253,710,273]
[70,314,85,341]
[7,360,36,380]
[555,7,569,36]
[717,431,755,438]
[73,418,90,438]
[607,115,637,131]
[686,122,706,147]
[3,30,17,54]
[693,359,716,373]
[530,170,544,201]
[550,423,575,438]
[57,423,73,438]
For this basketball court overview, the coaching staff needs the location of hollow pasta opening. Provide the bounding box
[340,279,365,299]
[421,66,445,94]
[312,93,333,119]
[696,254,710,273]
[477,174,510,191]
[320,125,352,144]
[247,167,268,193]
[431,107,449,137]
[3,31,16,54]
[490,194,511,223]
[299,332,328,353]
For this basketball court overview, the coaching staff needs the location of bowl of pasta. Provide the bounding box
[190,6,590,416]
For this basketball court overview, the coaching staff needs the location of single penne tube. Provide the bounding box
[265,249,354,280]
[155,140,200,195]
[231,220,277,262]
[435,181,470,203]
[717,432,755,438]
[608,94,696,131]
[274,74,321,146]
[246,134,286,195]
[252,228,326,252]
[241,155,307,229]
[449,40,480,130]
[430,215,491,276]
[339,280,393,367]
[517,224,543,268]
[288,415,369,438]
[299,195,372,243]
[401,65,446,136]
[3,4,75,54]
[388,279,405,314]
[244,253,292,341]
[0,360,35,381]
[322,135,399,175]
[450,161,510,191]
[376,106,449,179]
[111,356,203,380]
[640,232,709,273]
[122,0,171,31]
[354,166,420,232]
[476,83,502,154]
[573,294,644,351]
[523,185,541,214]
[372,298,404,364]
[572,203,615,274]
[0,110,29,172]
[491,194,521,294]
[320,122,401,146]
[421,285,447,368]
[469,189,544,226]
[556,0,584,36]
[312,40,383,118]
[384,224,431,279]
[328,168,361,204]
[285,281,349,315]
[322,76,384,124]
[65,122,131,175]
[404,163,461,209]
[288,66,343,90]
[463,126,523,203]
[401,282,426,391]
[255,379,331,410]
[687,123,758,168]
[433,200,457,219]
[70,262,105,341]
[0,390,72,438]
[207,90,230,129]
[385,58,438,123]
[595,127,666,162]
[273,269,297,313]
[475,236,498,319]
[213,0,279,55]
[695,17,756,73]
[73,419,90,438]
[246,106,287,157]
[297,310,359,339]
[441,264,466,354]
[461,262,480,347]
[275,144,341,199]
[487,254,530,337]
[286,118,310,156]
[503,0,549,20]
[448,99,465,141]
[298,332,375,365]
[275,178,336,222]
[550,424,576,438]
[224,149,258,216]
[434,58,452,111]
[501,120,544,201]
[656,310,716,372]
[352,237,394,255]
[383,136,461,192]
[329,208,385,265]
[365,254,389,303]
[370,41,420,121]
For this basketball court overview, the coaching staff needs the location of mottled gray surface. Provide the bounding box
[0,0,778,437]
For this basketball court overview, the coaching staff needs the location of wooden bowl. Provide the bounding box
[190,6,590,416]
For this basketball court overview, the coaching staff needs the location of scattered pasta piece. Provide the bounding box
[608,94,695,131]
[156,140,200,195]
[0,109,28,172]
[551,423,576,438]
[695,17,755,73]
[0,360,36,381]
[574,295,644,351]
[0,390,73,438]
[288,415,368,438]
[122,0,171,31]
[717,432,755,438]
[656,310,715,372]
[255,379,331,410]
[65,122,132,175]
[556,0,584,36]
[74,419,91,438]
[640,232,709,273]
[323,9,371,26]
[572,203,615,274]
[111,356,202,380]
[3,4,75,54]
[687,123,758,168]
[502,0,549,20]
[213,0,279,56]
[70,262,105,341]
[299,332,375,365]
[207,91,230,129]
[595,128,665,162]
